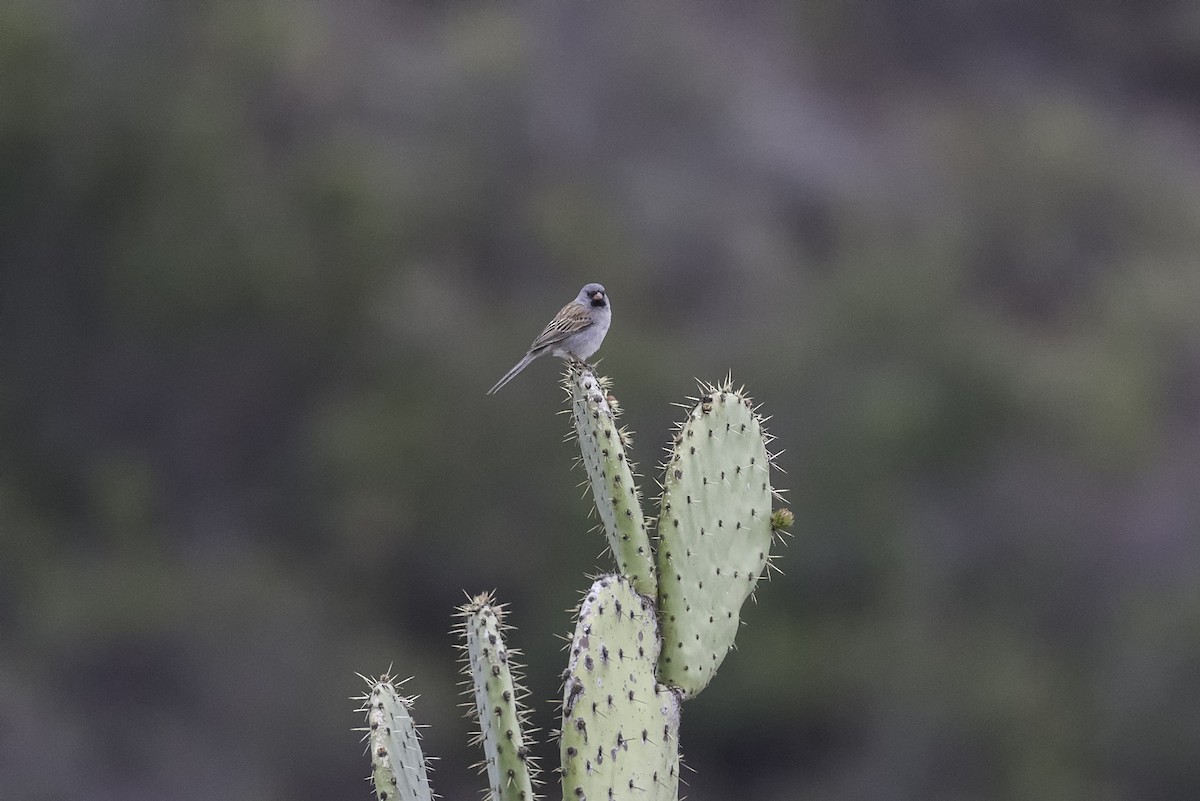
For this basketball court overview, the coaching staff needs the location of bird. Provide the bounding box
[487,283,611,394]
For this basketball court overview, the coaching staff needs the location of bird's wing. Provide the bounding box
[528,301,592,352]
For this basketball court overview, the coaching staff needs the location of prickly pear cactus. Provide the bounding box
[566,365,657,597]
[654,381,778,697]
[456,593,539,801]
[355,675,435,801]
[560,575,680,801]
[357,370,790,801]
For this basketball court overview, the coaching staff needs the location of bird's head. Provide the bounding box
[580,283,607,309]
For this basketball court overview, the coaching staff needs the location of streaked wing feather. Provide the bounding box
[528,302,592,352]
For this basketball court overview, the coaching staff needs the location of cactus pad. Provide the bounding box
[355,674,435,801]
[655,381,776,697]
[566,365,657,597]
[457,593,539,801]
[560,575,681,801]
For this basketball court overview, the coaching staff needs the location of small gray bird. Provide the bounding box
[487,283,611,394]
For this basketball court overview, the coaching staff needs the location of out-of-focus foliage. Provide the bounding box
[3,2,1199,800]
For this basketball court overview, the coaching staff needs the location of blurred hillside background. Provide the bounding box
[3,2,1200,800]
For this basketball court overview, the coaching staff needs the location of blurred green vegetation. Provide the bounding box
[3,2,1200,800]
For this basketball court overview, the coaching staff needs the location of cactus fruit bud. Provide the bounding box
[770,507,794,532]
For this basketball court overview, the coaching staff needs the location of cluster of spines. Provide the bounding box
[563,364,657,598]
[454,593,540,801]
[353,673,436,801]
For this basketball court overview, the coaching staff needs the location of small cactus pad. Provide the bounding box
[457,593,539,801]
[560,575,681,801]
[566,365,657,598]
[655,381,776,697]
[356,675,435,801]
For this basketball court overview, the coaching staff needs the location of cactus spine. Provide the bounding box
[355,675,434,801]
[457,593,539,801]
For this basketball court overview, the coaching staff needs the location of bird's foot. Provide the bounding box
[565,356,602,375]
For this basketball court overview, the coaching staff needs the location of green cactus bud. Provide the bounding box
[566,365,657,597]
[355,674,435,801]
[560,575,681,801]
[770,507,794,532]
[655,380,777,697]
[456,593,539,801]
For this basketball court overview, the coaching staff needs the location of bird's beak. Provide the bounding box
[591,291,604,302]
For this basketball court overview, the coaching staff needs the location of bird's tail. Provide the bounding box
[487,352,537,394]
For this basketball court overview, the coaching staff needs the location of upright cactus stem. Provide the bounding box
[654,380,781,697]
[566,364,657,598]
[354,674,435,801]
[560,575,681,801]
[456,593,539,801]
